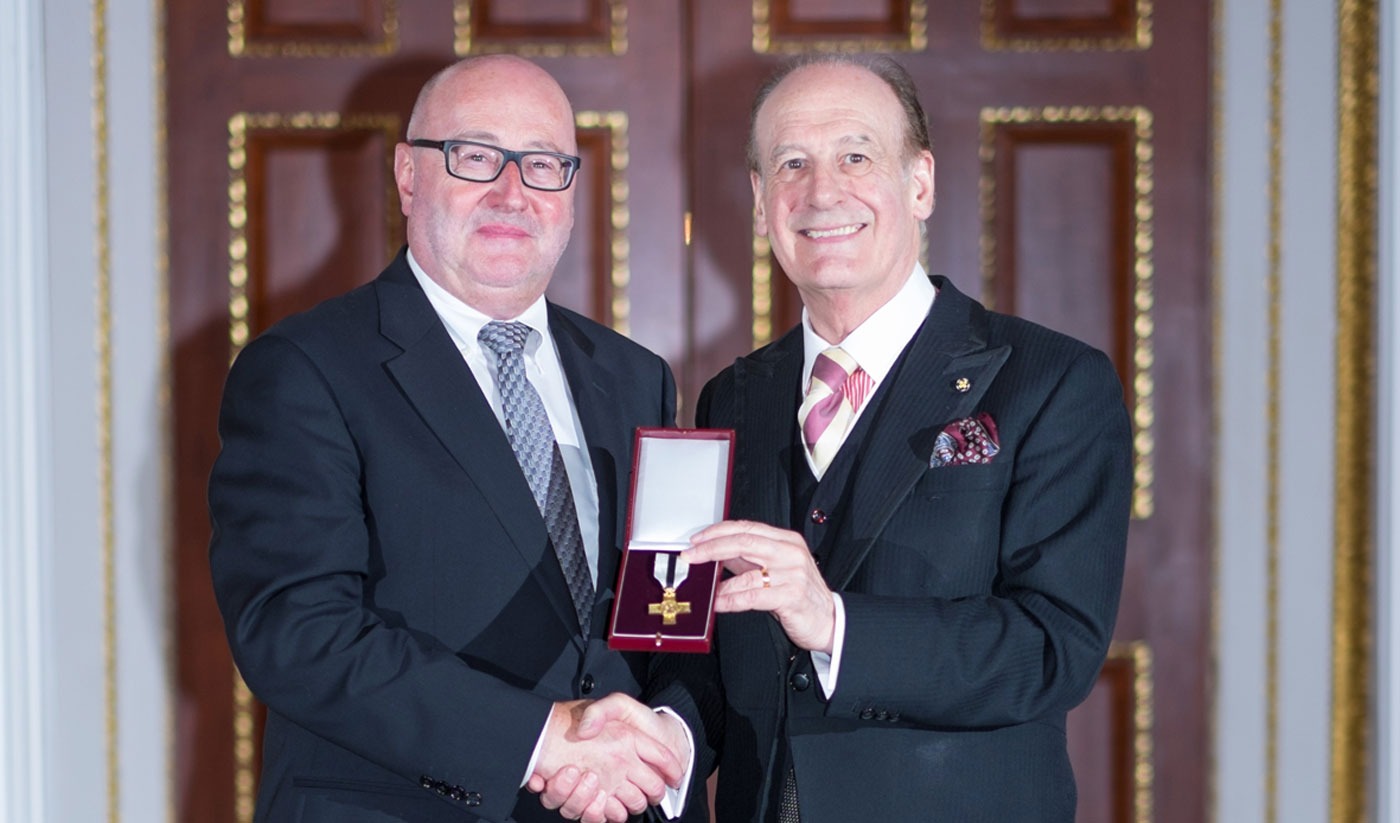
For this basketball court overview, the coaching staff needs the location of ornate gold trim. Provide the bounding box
[753,0,928,54]
[227,111,400,821]
[574,111,631,335]
[226,112,401,359]
[94,0,117,818]
[1330,0,1377,820]
[454,0,627,57]
[1265,1,1282,819]
[1207,0,1224,818]
[980,0,1153,52]
[228,0,399,57]
[751,234,774,348]
[1109,640,1155,823]
[978,106,1156,519]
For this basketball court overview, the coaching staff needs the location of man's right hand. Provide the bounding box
[529,695,686,822]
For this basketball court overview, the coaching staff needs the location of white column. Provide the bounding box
[0,0,52,820]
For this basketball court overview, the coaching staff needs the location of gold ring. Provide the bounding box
[760,567,771,588]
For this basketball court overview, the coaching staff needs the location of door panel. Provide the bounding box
[168,2,1210,821]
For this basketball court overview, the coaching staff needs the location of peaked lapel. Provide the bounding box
[730,327,805,652]
[548,304,630,632]
[821,277,1012,591]
[374,255,584,646]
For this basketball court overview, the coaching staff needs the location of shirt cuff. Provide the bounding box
[655,706,695,818]
[812,592,846,697]
[521,716,549,787]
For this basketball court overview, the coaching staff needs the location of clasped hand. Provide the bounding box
[529,694,688,822]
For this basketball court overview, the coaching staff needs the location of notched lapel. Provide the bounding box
[549,306,628,627]
[822,280,1012,591]
[375,266,584,645]
[731,333,802,528]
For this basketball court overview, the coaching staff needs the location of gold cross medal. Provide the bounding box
[647,552,691,626]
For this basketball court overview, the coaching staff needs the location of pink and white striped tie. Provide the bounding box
[798,347,874,478]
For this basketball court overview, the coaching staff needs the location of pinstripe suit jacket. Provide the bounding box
[652,274,1132,823]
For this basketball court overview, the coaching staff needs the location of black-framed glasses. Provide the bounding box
[410,139,581,191]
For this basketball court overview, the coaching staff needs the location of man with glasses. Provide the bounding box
[210,55,696,823]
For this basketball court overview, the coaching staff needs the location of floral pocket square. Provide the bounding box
[930,412,1000,468]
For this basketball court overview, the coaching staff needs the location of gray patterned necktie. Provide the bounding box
[779,768,801,823]
[478,321,594,636]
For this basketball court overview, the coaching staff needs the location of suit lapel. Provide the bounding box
[375,257,583,645]
[822,277,1012,591]
[549,305,629,631]
[731,329,804,652]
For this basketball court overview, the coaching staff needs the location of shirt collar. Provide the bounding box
[801,262,936,388]
[407,247,552,356]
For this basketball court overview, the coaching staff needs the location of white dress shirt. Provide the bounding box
[800,263,937,696]
[408,250,691,816]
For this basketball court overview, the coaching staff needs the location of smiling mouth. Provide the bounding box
[799,224,864,239]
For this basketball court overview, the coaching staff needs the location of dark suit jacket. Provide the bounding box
[209,249,677,822]
[654,275,1131,823]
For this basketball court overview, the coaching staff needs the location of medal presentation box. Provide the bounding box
[608,428,734,653]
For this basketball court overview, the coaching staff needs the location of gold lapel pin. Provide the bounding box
[953,377,972,393]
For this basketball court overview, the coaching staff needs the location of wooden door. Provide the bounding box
[685,4,1212,823]
[168,2,1211,821]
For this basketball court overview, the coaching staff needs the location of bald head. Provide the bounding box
[407,55,575,149]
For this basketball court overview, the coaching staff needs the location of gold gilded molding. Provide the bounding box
[1207,0,1224,818]
[575,110,631,335]
[979,106,1156,519]
[454,0,627,57]
[227,111,399,820]
[753,0,928,54]
[1265,1,1282,818]
[1330,0,1377,820]
[980,0,1153,52]
[1111,640,1156,823]
[226,112,401,360]
[227,0,399,57]
[752,234,774,348]
[94,0,118,819]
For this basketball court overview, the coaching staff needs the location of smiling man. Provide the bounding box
[209,56,694,823]
[618,55,1133,822]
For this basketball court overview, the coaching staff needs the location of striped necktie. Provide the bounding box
[797,346,873,479]
[478,321,595,636]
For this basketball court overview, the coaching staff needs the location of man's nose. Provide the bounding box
[805,162,844,205]
[485,159,529,207]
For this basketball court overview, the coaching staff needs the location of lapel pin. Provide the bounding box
[953,376,972,393]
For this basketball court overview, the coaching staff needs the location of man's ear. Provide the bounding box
[910,150,935,220]
[394,143,415,217]
[750,170,769,237]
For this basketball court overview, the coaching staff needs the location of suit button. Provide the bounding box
[875,709,889,721]
[465,791,482,807]
[859,708,875,720]
[449,786,466,801]
[810,508,828,525]
[889,711,901,722]
[580,673,596,694]
[789,672,811,691]
[435,782,449,795]
[420,776,433,789]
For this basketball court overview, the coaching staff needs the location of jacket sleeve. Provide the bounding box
[825,347,1132,728]
[208,333,553,823]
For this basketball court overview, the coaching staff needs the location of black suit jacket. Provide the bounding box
[209,249,677,822]
[655,275,1131,823]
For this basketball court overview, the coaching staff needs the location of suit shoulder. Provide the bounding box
[550,304,666,366]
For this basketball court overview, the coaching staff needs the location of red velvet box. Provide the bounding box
[607,427,734,653]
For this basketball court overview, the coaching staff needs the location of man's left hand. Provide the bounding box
[684,520,836,653]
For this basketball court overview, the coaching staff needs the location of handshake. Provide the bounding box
[528,693,692,823]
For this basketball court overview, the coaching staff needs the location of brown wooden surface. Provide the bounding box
[168,2,1212,821]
